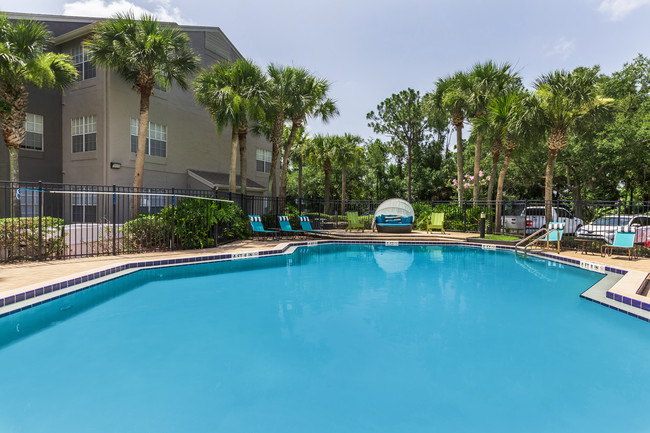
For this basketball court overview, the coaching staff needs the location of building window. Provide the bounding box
[130,119,167,157]
[72,116,97,152]
[20,189,40,217]
[22,113,43,151]
[256,148,272,173]
[140,192,167,214]
[71,44,96,80]
[72,193,97,223]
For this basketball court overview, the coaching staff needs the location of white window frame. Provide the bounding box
[20,189,40,217]
[22,113,44,151]
[71,116,97,153]
[130,119,167,157]
[256,148,272,173]
[71,44,96,80]
[71,193,97,223]
[140,191,167,214]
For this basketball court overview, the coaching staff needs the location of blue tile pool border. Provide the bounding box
[0,240,644,321]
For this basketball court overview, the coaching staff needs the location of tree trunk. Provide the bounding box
[494,148,513,233]
[544,150,559,225]
[131,91,151,218]
[7,146,20,217]
[341,167,347,215]
[268,112,284,197]
[229,128,238,193]
[473,133,483,205]
[487,140,501,205]
[407,143,412,202]
[280,119,302,200]
[239,128,248,196]
[454,119,464,204]
[323,165,331,215]
[298,155,303,210]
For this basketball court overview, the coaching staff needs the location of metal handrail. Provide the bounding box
[515,227,563,256]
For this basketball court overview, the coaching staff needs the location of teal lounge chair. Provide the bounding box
[278,215,305,238]
[601,226,637,260]
[299,216,329,236]
[249,215,278,240]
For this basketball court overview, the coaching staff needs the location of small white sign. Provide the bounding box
[580,261,606,272]
[482,244,497,250]
[307,241,318,247]
[231,251,259,260]
[385,241,399,246]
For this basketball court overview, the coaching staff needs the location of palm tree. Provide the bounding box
[0,14,78,215]
[333,134,363,215]
[86,12,199,214]
[264,64,296,197]
[529,67,612,223]
[306,134,336,213]
[467,61,520,204]
[194,59,265,194]
[279,68,338,200]
[434,71,471,204]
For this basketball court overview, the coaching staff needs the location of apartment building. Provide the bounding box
[0,13,274,196]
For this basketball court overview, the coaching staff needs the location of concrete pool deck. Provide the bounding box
[1,230,649,320]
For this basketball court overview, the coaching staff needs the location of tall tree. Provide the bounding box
[194,58,265,194]
[86,12,199,213]
[467,61,520,204]
[529,67,612,223]
[0,14,78,214]
[306,134,336,213]
[434,72,471,204]
[333,134,363,214]
[279,68,338,200]
[263,64,295,197]
[367,88,430,202]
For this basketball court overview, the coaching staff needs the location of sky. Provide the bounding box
[2,0,650,139]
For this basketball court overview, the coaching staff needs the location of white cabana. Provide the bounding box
[372,198,415,232]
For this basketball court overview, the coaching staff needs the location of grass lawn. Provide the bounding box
[479,234,520,241]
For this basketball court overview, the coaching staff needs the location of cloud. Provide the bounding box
[544,37,575,60]
[62,0,190,23]
[598,0,650,20]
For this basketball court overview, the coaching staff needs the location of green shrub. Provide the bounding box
[0,216,66,260]
[122,214,170,251]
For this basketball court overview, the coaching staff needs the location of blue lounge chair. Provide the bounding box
[278,215,305,238]
[249,215,278,240]
[601,227,637,260]
[299,216,329,236]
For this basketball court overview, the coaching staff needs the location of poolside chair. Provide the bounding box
[345,211,365,232]
[248,215,278,240]
[299,216,330,236]
[426,213,445,234]
[277,215,305,238]
[538,222,565,253]
[601,226,637,260]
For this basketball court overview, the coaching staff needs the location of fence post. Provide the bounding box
[523,199,528,236]
[38,180,43,261]
[617,201,621,226]
[112,184,117,255]
[171,187,176,251]
[214,189,219,247]
[462,202,467,232]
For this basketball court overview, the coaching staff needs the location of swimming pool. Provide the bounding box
[0,244,648,432]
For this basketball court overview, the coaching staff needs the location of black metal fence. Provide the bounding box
[3,180,650,262]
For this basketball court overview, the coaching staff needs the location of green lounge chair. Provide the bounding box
[601,226,637,260]
[248,215,278,240]
[277,215,305,238]
[345,211,365,232]
[427,213,445,234]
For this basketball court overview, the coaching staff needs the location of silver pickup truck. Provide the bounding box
[501,206,584,235]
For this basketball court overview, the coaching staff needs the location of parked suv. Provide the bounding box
[501,206,584,235]
[575,214,650,244]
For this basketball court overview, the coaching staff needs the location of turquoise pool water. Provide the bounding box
[0,245,648,432]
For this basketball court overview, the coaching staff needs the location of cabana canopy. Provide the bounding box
[372,198,415,233]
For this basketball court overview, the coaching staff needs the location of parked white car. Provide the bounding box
[575,214,650,244]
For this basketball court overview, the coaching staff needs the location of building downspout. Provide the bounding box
[103,68,109,185]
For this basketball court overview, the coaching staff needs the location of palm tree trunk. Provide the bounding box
[455,123,464,204]
[472,133,483,205]
[407,143,412,202]
[268,112,284,197]
[229,128,238,193]
[324,165,331,214]
[238,128,247,196]
[487,142,501,205]
[341,167,347,215]
[494,148,513,233]
[131,91,151,218]
[280,119,302,200]
[545,150,559,225]
[298,155,303,209]
[7,146,20,217]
